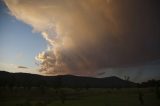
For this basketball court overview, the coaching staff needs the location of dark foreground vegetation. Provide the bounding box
[0,87,160,106]
[0,71,159,106]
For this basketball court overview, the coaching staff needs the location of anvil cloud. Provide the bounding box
[5,0,160,76]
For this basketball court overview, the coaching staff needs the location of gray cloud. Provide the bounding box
[17,66,28,69]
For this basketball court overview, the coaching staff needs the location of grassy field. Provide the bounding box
[0,87,159,106]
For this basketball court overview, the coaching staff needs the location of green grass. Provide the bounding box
[0,87,159,106]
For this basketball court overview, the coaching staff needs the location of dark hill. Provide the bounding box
[0,71,136,88]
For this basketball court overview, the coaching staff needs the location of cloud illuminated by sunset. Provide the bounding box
[4,0,160,78]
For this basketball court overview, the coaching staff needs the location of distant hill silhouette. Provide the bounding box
[140,79,160,87]
[0,71,136,88]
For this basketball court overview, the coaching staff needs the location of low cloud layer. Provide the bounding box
[5,0,160,76]
[17,66,28,69]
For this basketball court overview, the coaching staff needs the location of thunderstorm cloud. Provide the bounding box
[4,0,160,76]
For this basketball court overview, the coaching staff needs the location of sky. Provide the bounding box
[0,0,160,82]
[0,0,47,74]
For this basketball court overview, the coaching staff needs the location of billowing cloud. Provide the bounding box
[4,0,160,76]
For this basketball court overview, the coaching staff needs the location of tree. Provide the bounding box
[124,75,130,81]
[59,89,66,104]
[138,91,144,105]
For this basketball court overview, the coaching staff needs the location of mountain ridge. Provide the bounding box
[0,70,136,88]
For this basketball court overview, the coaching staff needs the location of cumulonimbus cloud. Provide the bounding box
[4,0,160,76]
